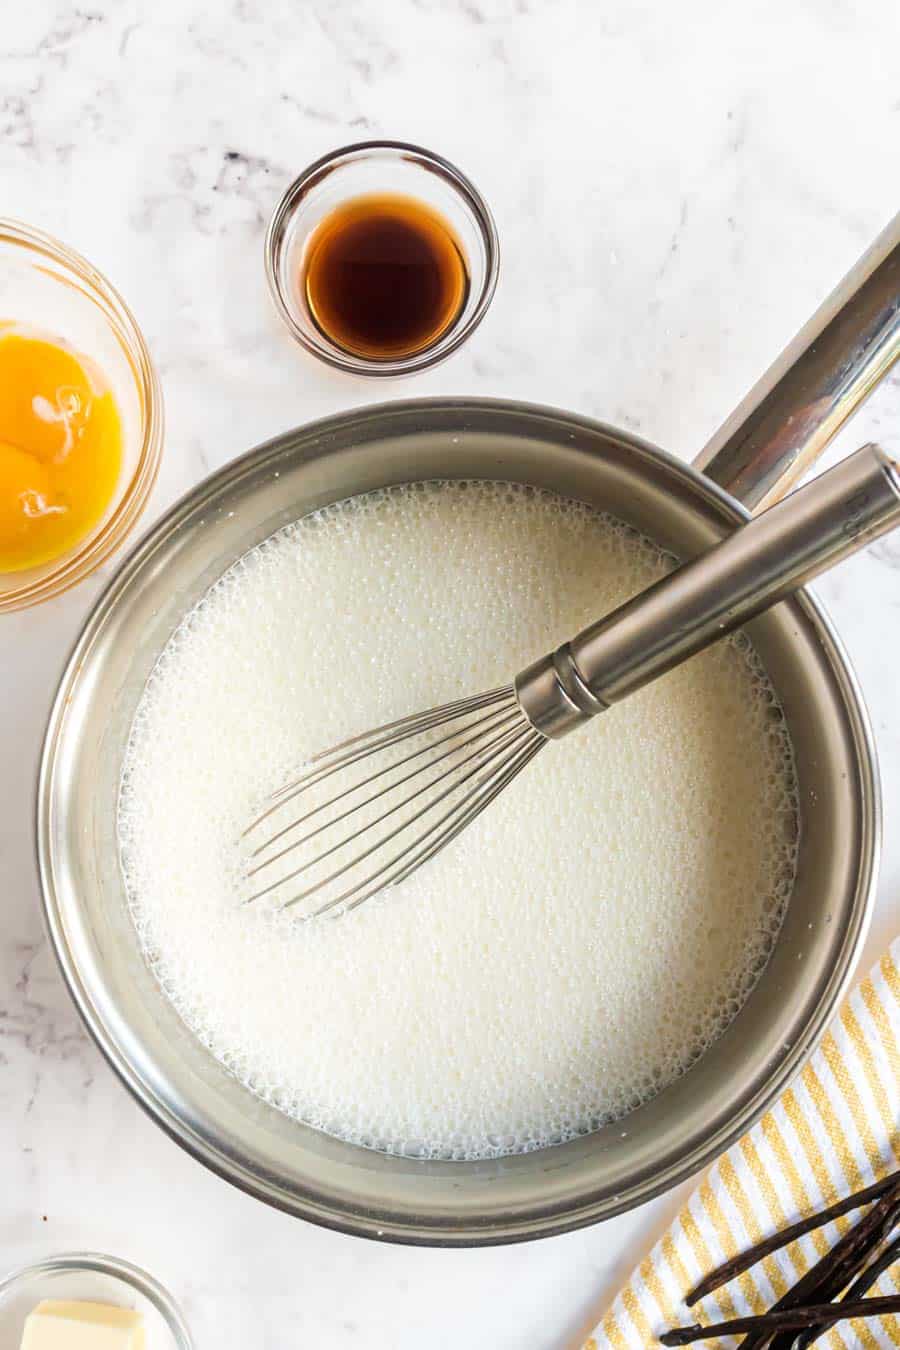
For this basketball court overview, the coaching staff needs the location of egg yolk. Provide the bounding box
[0,327,123,572]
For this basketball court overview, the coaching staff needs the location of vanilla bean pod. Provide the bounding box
[686,1171,899,1306]
[762,1185,900,1350]
[791,1230,900,1350]
[660,1296,900,1346]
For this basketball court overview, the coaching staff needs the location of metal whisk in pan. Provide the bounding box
[243,442,900,918]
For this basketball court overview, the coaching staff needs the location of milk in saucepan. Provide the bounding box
[118,481,798,1160]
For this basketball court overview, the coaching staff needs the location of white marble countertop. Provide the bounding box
[1,2,898,1346]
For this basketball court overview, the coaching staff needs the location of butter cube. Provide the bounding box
[21,1300,145,1349]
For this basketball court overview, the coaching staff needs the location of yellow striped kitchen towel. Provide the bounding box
[585,937,900,1350]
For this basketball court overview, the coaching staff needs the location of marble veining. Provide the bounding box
[1,2,898,1347]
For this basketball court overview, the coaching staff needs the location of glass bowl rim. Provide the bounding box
[263,139,500,376]
[0,217,164,612]
[0,1250,193,1348]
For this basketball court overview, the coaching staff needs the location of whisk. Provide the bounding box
[243,443,900,918]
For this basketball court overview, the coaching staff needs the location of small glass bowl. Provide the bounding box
[0,1252,193,1348]
[265,140,499,376]
[0,220,163,612]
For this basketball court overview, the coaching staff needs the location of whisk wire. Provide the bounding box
[245,714,529,893]
[243,687,515,836]
[246,717,533,907]
[287,726,544,919]
[247,701,521,865]
[385,734,545,893]
[240,685,548,918]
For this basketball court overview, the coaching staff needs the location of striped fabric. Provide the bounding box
[584,938,900,1350]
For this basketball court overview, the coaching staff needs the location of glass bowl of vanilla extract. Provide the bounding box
[264,141,499,375]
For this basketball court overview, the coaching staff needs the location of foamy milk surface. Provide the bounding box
[119,482,798,1160]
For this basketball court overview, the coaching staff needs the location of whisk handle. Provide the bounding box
[516,442,900,739]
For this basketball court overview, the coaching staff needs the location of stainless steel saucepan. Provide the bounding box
[37,216,899,1245]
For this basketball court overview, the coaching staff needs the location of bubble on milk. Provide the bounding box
[118,480,798,1161]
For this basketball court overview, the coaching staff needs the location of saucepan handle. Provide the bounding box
[696,213,900,512]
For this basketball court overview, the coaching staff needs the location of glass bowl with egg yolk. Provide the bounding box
[0,221,162,611]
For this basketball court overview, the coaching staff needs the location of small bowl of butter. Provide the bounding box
[0,1253,192,1349]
